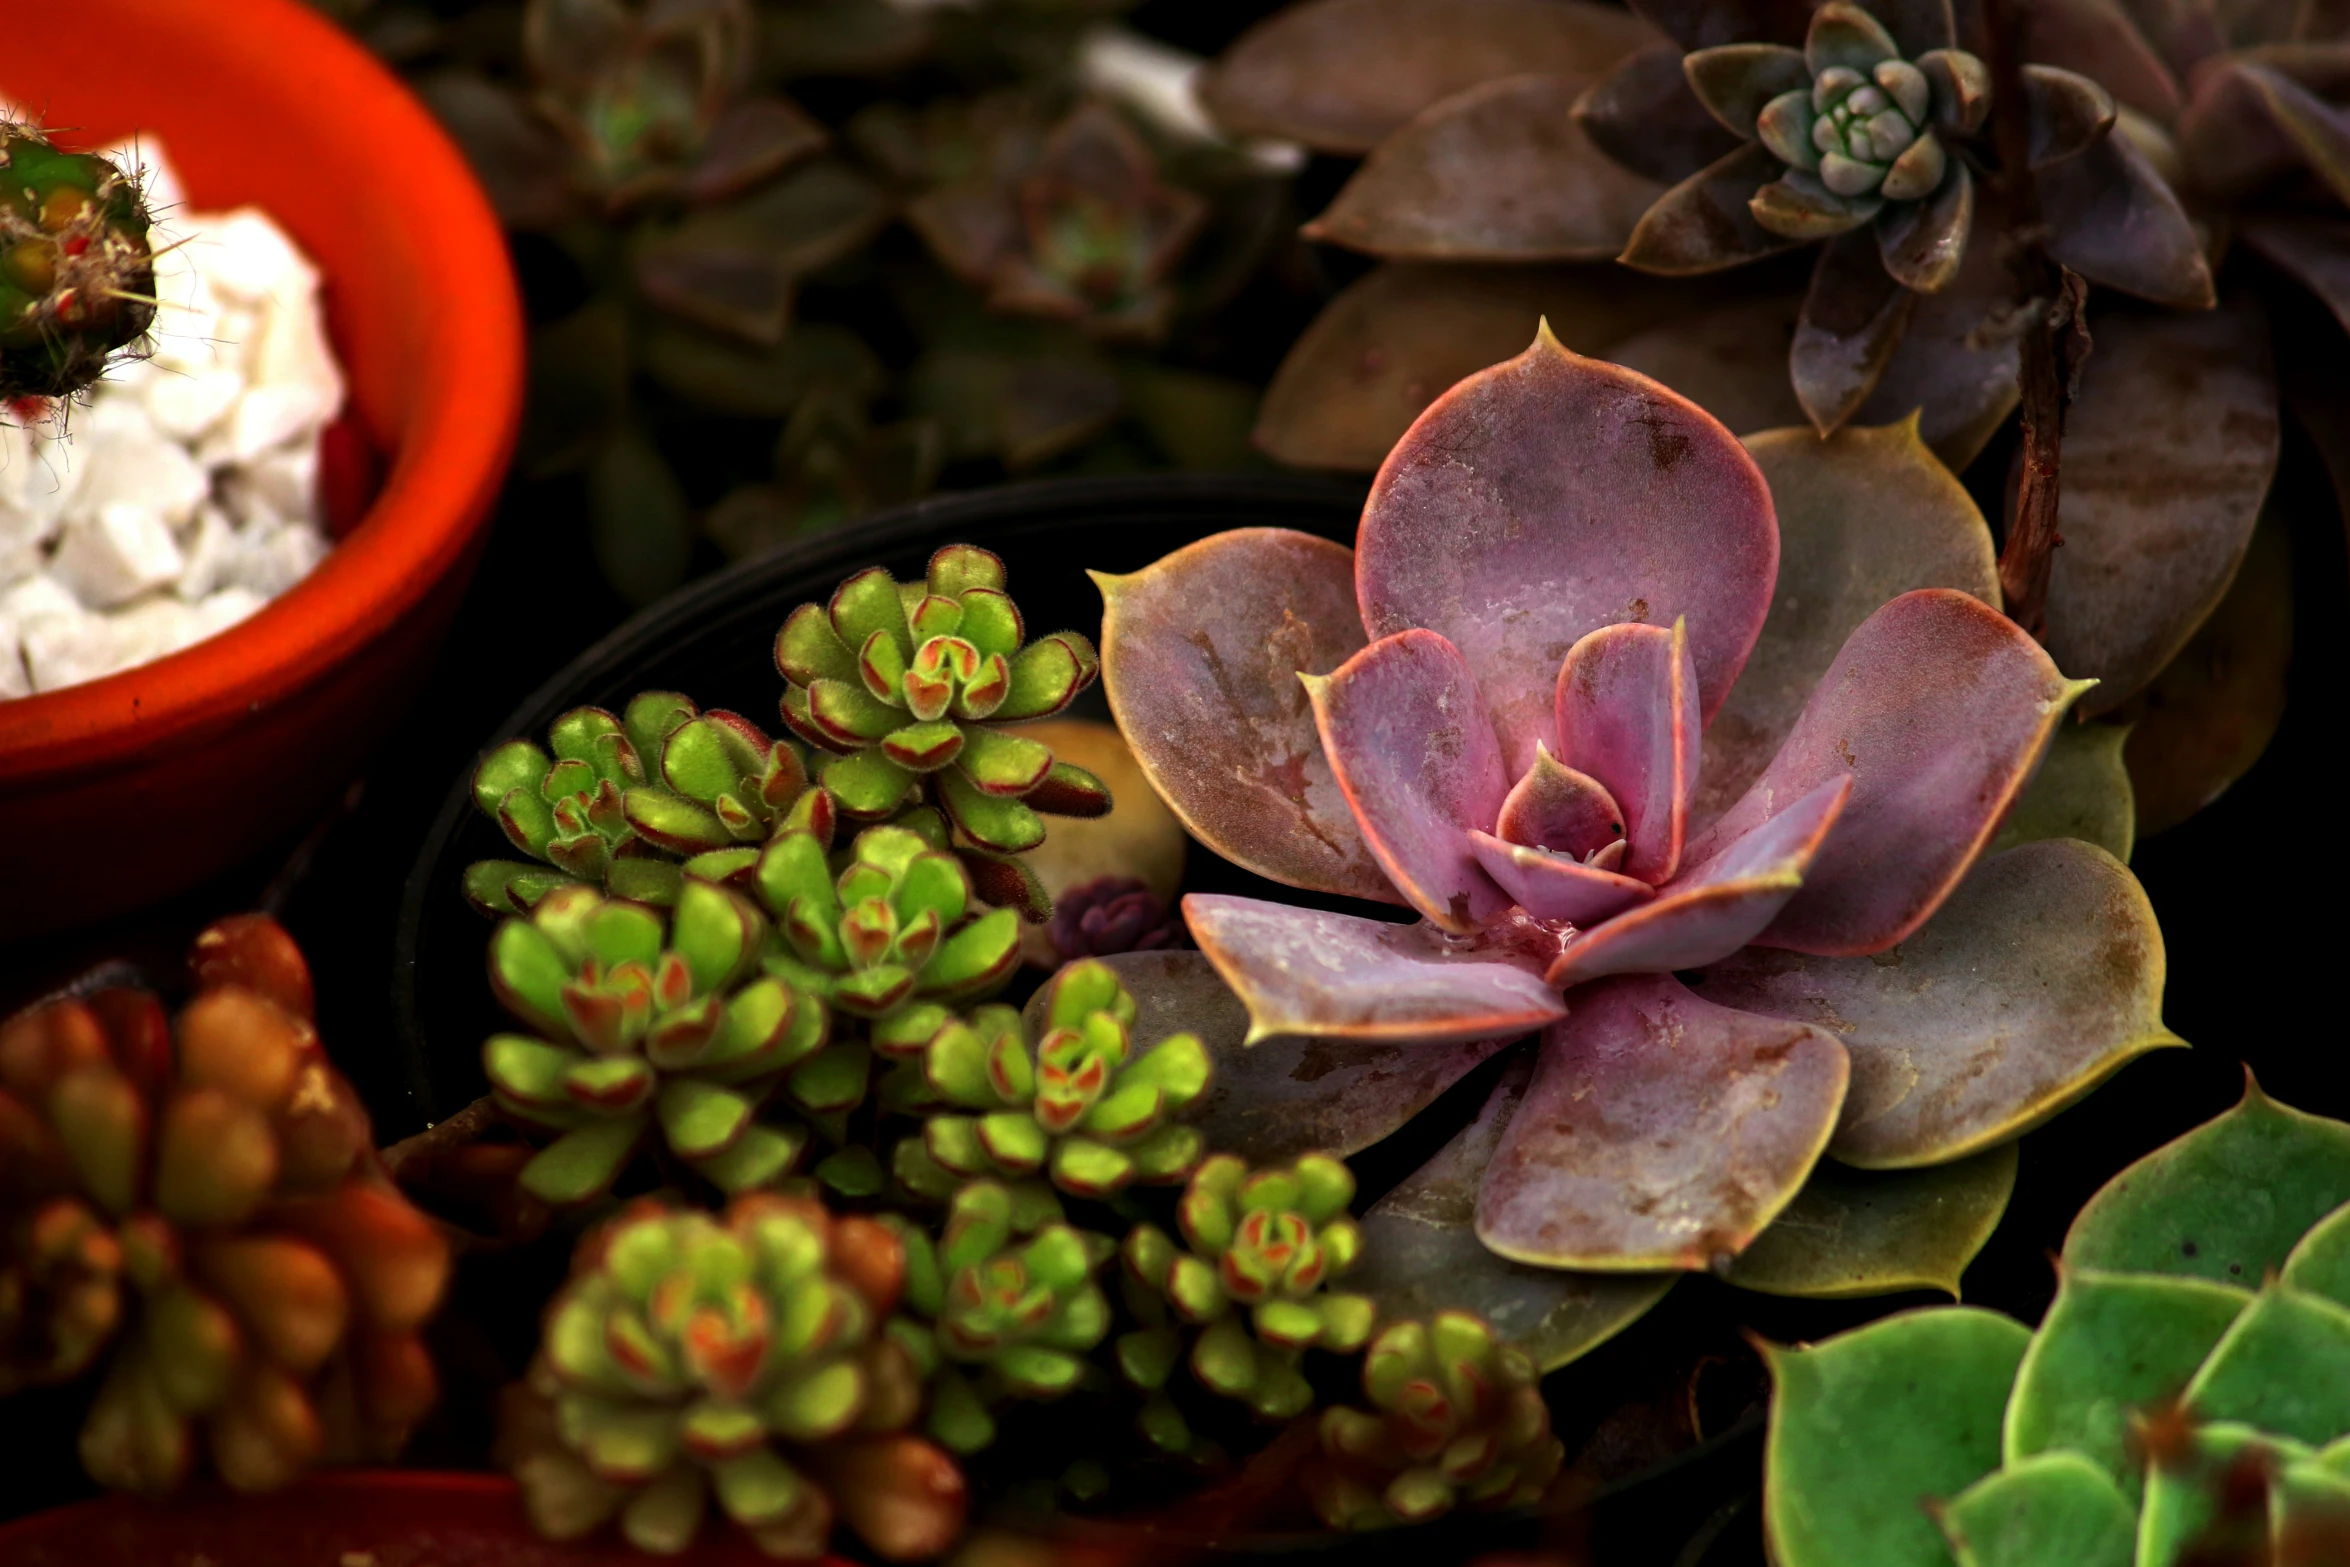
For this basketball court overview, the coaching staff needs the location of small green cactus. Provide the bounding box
[0,122,155,403]
[503,1192,967,1560]
[1117,1153,1375,1451]
[483,880,860,1205]
[892,958,1210,1201]
[753,821,1022,1041]
[886,1180,1112,1453]
[465,692,825,916]
[1302,1311,1564,1530]
[773,544,1110,849]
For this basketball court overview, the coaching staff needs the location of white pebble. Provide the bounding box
[19,606,122,692]
[0,618,27,700]
[201,210,320,306]
[174,504,238,601]
[2,573,82,623]
[51,504,186,610]
[142,364,247,443]
[68,421,211,529]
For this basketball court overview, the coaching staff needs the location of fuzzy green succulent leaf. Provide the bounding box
[2181,1285,2350,1447]
[1934,1450,2134,1567]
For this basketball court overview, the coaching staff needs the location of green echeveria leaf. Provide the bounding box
[1763,1307,2030,1567]
[2063,1076,2350,1288]
[2182,1285,2350,1446]
[1723,1143,2018,1301]
[1986,719,2135,864]
[2138,1422,2312,1567]
[1934,1451,2135,1567]
[2282,1200,2350,1310]
[2001,1267,2249,1498]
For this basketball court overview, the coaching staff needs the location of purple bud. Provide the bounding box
[1046,878,1187,963]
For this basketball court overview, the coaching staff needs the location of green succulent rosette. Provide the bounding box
[885,1180,1113,1454]
[504,1192,966,1561]
[0,121,156,402]
[1117,1153,1376,1452]
[1762,1079,2350,1567]
[751,821,1022,1050]
[483,880,860,1205]
[891,958,1209,1202]
[465,691,826,916]
[773,544,1110,853]
[1301,1311,1564,1531]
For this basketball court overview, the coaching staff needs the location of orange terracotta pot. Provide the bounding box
[0,0,522,935]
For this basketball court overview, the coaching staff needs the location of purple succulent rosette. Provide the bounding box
[1098,329,2179,1277]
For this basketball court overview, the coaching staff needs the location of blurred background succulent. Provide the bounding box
[306,0,1318,607]
[0,917,448,1494]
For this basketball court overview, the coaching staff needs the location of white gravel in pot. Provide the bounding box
[0,139,346,700]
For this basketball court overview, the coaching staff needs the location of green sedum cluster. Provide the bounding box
[891,958,1209,1201]
[504,1193,964,1561]
[1302,1311,1564,1530]
[1119,1153,1375,1451]
[1764,1079,2350,1567]
[0,122,155,403]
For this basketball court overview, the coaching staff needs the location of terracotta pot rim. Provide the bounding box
[0,0,522,784]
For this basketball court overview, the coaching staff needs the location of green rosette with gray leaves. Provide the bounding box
[752,821,1021,1053]
[1763,1076,2350,1567]
[773,544,1110,858]
[883,1180,1113,1455]
[1117,1153,1375,1453]
[1301,1310,1564,1530]
[483,880,862,1205]
[891,958,1210,1202]
[466,691,827,916]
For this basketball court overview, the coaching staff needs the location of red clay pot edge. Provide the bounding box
[0,0,522,782]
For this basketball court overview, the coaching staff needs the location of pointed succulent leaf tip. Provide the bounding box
[1056,951,1514,1165]
[1761,1308,2029,1567]
[1093,531,1398,905]
[1118,1151,1375,1435]
[1686,44,1816,139]
[483,883,839,1203]
[0,917,448,1496]
[1722,1144,2018,1300]
[1306,74,1670,264]
[1302,1309,1564,1529]
[1621,143,1811,272]
[1576,42,1747,187]
[507,1191,961,1558]
[1552,618,1700,886]
[1793,228,1918,433]
[1702,838,2179,1169]
[1183,894,1568,1047]
[1302,631,1512,934]
[1685,588,2078,959]
[1475,976,1848,1270]
[1875,157,1972,292]
[2038,131,2215,310]
[2022,64,2118,166]
[1468,830,1656,924]
[897,960,1210,1201]
[1357,322,1778,774]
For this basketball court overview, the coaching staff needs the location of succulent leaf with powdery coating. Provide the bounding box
[1118,1152,1377,1449]
[1761,1080,2350,1567]
[0,916,448,1496]
[1302,1310,1564,1529]
[897,958,1210,1201]
[773,544,1108,861]
[503,1192,965,1561]
[0,121,156,402]
[754,822,1022,1054]
[466,692,824,916]
[885,1180,1113,1453]
[483,880,847,1204]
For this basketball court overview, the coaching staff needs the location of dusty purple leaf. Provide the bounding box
[1605,294,1809,437]
[1700,838,2181,1167]
[1794,230,1919,436]
[1184,894,1568,1045]
[2240,216,2350,337]
[1198,0,1662,154]
[2244,62,2350,207]
[1357,324,1779,774]
[1621,144,1812,273]
[1554,620,1700,884]
[2041,293,2280,718]
[1694,419,1999,827]
[1471,829,1656,924]
[1631,0,1816,50]
[1694,590,2080,957]
[1095,529,1399,904]
[1750,170,1885,240]
[1877,159,1975,294]
[417,72,578,231]
[1684,43,1815,138]
[2040,131,2216,308]
[2023,0,2183,120]
[1871,0,1961,56]
[1856,194,2019,469]
[1476,975,1850,1269]
[1307,74,1669,262]
[1577,43,1745,184]
[1496,747,1629,859]
[2023,63,2120,165]
[1354,1055,1679,1366]
[2178,55,2308,198]
[1305,630,1514,932]
[1254,262,1703,472]
[1545,775,1849,988]
[683,94,828,204]
[1025,949,1512,1161]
